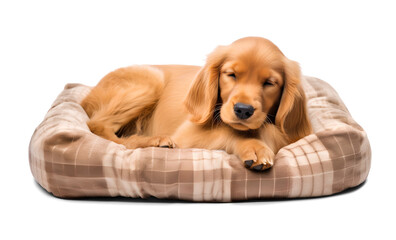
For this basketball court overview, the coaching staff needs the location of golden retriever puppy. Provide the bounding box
[81,37,312,171]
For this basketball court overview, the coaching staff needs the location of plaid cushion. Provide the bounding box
[29,77,371,202]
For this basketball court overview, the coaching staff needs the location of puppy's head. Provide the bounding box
[185,37,311,142]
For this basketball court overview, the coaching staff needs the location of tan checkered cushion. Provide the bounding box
[29,77,371,201]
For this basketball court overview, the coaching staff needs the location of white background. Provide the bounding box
[1,0,395,239]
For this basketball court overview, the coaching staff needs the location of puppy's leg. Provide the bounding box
[173,121,275,170]
[81,65,175,148]
[234,139,275,171]
[235,125,288,171]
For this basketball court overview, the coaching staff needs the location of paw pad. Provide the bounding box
[244,160,254,167]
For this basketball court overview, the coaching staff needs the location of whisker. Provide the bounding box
[265,115,274,125]
[211,105,222,129]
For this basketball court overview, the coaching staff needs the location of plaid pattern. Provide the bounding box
[29,77,371,202]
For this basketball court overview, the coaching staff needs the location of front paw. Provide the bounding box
[236,139,275,171]
[123,135,176,149]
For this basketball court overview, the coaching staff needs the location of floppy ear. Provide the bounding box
[184,46,227,125]
[275,59,312,143]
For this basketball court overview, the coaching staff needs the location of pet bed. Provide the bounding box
[29,76,371,202]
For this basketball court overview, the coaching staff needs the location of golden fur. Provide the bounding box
[81,37,312,171]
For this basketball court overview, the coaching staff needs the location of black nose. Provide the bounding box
[234,103,254,120]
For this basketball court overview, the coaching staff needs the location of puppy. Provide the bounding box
[81,37,312,171]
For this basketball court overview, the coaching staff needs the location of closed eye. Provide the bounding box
[263,78,275,86]
[263,80,274,86]
[227,73,236,80]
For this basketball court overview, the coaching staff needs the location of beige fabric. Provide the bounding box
[29,77,371,202]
